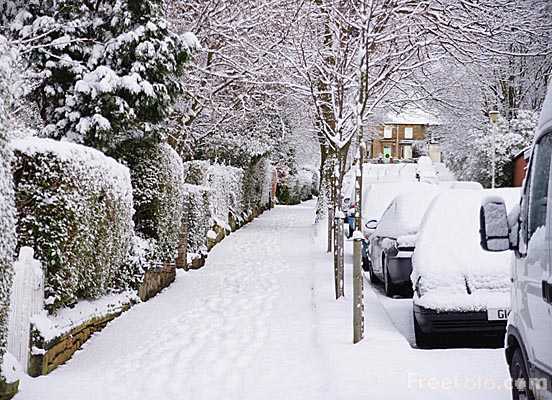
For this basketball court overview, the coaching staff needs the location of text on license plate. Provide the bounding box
[487,308,510,321]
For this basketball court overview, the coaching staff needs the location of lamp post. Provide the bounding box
[489,110,500,189]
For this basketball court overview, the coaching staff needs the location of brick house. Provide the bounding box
[512,146,531,187]
[370,110,440,161]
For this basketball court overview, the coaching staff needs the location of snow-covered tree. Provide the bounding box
[2,0,196,152]
[166,0,300,166]
[442,110,538,187]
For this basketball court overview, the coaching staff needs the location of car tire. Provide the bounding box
[383,257,396,297]
[368,261,378,283]
[510,347,535,400]
[413,312,432,349]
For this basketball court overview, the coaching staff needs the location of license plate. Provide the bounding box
[487,308,510,321]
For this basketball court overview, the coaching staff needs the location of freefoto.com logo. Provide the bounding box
[408,373,548,393]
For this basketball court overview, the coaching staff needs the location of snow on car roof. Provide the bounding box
[374,187,440,239]
[361,182,433,224]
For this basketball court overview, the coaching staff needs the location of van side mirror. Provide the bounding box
[365,220,378,230]
[480,197,511,252]
[363,219,378,240]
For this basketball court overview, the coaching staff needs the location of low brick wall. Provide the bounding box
[28,304,131,377]
[138,264,176,302]
[0,379,18,400]
[28,265,175,377]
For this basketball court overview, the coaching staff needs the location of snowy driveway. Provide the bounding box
[16,200,510,400]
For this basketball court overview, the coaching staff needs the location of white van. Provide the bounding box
[480,85,552,400]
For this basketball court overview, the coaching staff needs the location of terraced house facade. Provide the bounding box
[370,111,441,162]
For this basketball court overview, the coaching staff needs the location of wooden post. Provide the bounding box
[334,159,345,300]
[327,177,334,253]
[353,157,364,343]
[334,208,345,300]
[353,233,364,343]
[356,144,365,230]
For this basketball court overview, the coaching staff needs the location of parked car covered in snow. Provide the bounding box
[411,188,520,348]
[438,181,483,191]
[363,186,439,297]
[415,156,438,184]
[479,85,552,400]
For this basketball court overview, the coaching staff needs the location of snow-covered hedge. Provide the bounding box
[182,184,211,254]
[117,140,185,267]
[241,158,273,211]
[183,160,210,186]
[180,158,273,254]
[206,164,244,227]
[276,168,315,205]
[11,138,134,312]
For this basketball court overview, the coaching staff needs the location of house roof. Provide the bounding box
[383,109,440,126]
[513,146,531,161]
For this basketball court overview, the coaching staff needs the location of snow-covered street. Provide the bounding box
[15,201,510,400]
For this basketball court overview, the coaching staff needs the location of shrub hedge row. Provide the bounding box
[9,138,275,314]
[11,138,135,312]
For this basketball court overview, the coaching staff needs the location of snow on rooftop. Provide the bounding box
[383,108,440,126]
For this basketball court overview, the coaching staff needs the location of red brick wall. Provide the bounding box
[513,156,528,187]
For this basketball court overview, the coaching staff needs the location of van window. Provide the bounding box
[528,133,552,239]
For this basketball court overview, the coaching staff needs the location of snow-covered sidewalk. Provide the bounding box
[16,200,509,400]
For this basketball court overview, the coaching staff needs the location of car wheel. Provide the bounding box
[383,257,396,297]
[510,347,535,400]
[368,261,379,283]
[413,312,432,349]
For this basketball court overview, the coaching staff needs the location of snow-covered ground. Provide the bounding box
[15,200,509,400]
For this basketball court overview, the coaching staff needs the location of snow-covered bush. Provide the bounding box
[241,158,273,211]
[182,184,211,254]
[116,140,185,267]
[182,160,210,185]
[276,168,315,205]
[443,110,538,187]
[11,138,134,312]
[311,170,320,197]
[297,169,314,201]
[206,164,244,227]
[276,175,302,205]
[3,1,196,152]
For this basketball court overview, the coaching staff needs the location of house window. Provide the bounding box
[403,145,412,159]
[404,127,413,139]
[384,126,393,139]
